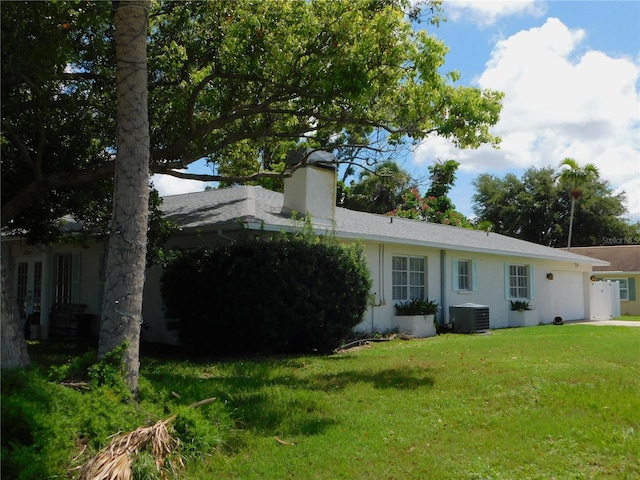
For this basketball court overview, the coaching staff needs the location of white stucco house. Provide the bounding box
[5,155,610,343]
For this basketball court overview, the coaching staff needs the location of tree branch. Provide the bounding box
[1,163,115,228]
[157,169,292,184]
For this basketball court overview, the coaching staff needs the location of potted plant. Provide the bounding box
[508,300,537,327]
[392,298,438,337]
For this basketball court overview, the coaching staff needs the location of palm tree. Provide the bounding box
[556,158,599,250]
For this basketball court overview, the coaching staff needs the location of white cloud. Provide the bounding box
[151,173,209,197]
[616,178,640,223]
[445,0,547,26]
[414,17,640,221]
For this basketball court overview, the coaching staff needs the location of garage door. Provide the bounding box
[550,270,585,321]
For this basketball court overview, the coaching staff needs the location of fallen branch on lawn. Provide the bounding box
[77,397,216,480]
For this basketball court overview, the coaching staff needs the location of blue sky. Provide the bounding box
[152,0,640,223]
[414,0,640,223]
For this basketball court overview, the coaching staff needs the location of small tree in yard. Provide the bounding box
[161,233,371,355]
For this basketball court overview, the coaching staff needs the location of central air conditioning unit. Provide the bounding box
[449,303,490,333]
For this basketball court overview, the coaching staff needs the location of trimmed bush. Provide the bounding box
[161,234,371,355]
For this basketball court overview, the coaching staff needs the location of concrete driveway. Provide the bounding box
[568,319,640,327]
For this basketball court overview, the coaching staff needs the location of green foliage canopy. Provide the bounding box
[340,161,415,214]
[472,166,638,247]
[2,0,503,239]
[390,159,472,227]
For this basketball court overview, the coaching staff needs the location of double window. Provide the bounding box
[392,255,425,301]
[506,263,534,300]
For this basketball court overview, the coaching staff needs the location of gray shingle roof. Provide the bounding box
[161,185,608,266]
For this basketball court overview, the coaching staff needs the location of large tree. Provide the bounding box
[98,0,151,395]
[472,166,637,247]
[2,0,503,373]
[3,1,503,228]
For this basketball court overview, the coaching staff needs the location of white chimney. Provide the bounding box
[283,151,337,222]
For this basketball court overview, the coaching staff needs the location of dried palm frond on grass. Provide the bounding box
[77,397,216,480]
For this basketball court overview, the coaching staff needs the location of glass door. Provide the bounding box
[15,260,43,320]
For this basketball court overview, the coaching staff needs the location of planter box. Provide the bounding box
[508,310,538,328]
[392,314,436,338]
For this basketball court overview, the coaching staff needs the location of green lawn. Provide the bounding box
[617,315,640,321]
[7,324,640,479]
[143,325,640,479]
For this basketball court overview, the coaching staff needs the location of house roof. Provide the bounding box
[161,185,609,266]
[566,246,640,273]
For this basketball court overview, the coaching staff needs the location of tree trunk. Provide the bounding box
[567,197,576,250]
[1,242,30,369]
[99,0,150,397]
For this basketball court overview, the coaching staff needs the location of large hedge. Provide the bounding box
[160,235,371,355]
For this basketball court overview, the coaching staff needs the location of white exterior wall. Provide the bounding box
[443,251,511,329]
[354,241,442,333]
[443,253,591,328]
[4,225,597,344]
[353,245,594,334]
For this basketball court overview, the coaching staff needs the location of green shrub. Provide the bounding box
[394,298,439,316]
[161,234,371,355]
[510,300,532,311]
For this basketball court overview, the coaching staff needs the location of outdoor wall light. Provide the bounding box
[546,273,554,280]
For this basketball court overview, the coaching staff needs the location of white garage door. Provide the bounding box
[550,270,585,321]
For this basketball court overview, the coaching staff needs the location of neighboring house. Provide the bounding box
[568,246,640,316]
[5,156,610,343]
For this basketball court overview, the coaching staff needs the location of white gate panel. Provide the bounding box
[589,281,618,320]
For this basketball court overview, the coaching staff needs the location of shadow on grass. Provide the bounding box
[27,342,435,441]
[141,353,435,438]
[312,366,435,391]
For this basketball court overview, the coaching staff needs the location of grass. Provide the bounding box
[617,315,640,321]
[6,324,640,479]
[145,325,640,479]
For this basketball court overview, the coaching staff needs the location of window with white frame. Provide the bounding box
[53,253,80,305]
[392,255,425,301]
[453,259,477,291]
[506,263,533,300]
[612,278,629,301]
[53,254,73,304]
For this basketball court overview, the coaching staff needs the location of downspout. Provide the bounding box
[370,243,384,332]
[440,250,446,326]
